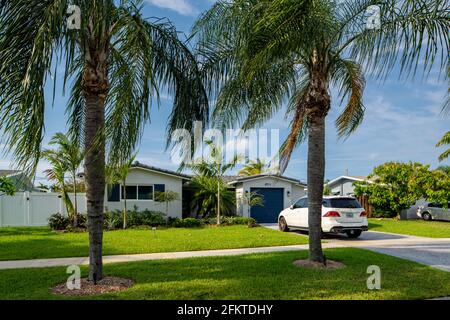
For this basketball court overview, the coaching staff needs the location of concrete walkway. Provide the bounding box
[1,228,449,271]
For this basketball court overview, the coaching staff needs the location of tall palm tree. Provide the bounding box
[0,0,207,281]
[48,133,83,225]
[106,155,136,229]
[436,131,450,161]
[194,0,449,263]
[238,158,267,176]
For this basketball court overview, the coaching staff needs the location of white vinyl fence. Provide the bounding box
[0,192,87,227]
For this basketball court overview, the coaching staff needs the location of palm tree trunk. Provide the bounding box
[306,66,330,264]
[217,178,221,225]
[73,171,78,227]
[307,114,326,263]
[123,180,127,229]
[83,49,109,281]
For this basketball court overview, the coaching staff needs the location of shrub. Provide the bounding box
[170,217,204,228]
[203,216,257,227]
[103,211,122,230]
[48,213,70,230]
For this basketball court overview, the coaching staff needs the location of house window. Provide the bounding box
[138,185,153,200]
[121,185,137,200]
[120,185,154,200]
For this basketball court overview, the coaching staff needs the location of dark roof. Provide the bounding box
[226,174,306,186]
[131,162,191,179]
[0,169,21,177]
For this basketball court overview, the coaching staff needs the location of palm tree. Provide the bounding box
[0,0,207,281]
[194,0,448,264]
[42,149,74,217]
[107,155,136,229]
[185,140,238,224]
[238,158,267,176]
[48,133,83,225]
[154,190,180,218]
[436,132,450,161]
[189,175,236,219]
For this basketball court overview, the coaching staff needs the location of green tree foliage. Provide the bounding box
[238,159,267,176]
[436,131,450,161]
[155,190,180,218]
[0,176,16,195]
[106,154,136,229]
[353,162,450,217]
[184,140,239,223]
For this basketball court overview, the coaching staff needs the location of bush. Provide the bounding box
[48,213,70,230]
[103,208,166,230]
[202,216,257,227]
[170,217,204,228]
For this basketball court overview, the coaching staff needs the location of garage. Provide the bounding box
[250,187,284,223]
[226,174,307,223]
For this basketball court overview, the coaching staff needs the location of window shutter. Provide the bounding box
[154,184,165,193]
[108,184,120,202]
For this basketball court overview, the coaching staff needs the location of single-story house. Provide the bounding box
[105,162,190,219]
[0,170,36,192]
[326,175,368,196]
[104,162,307,223]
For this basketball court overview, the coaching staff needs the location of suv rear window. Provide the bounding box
[322,198,362,208]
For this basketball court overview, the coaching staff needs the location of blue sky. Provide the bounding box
[0,0,448,184]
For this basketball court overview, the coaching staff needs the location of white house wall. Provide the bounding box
[105,168,183,218]
[235,177,306,218]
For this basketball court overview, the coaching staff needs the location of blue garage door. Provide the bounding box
[250,188,284,223]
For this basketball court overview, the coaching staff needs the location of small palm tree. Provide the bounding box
[155,190,180,218]
[194,0,448,264]
[42,149,74,218]
[0,176,16,196]
[185,140,239,224]
[0,0,207,281]
[48,133,83,225]
[107,155,136,229]
[436,132,450,161]
[238,159,267,176]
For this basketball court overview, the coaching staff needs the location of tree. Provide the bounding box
[193,0,448,264]
[238,158,267,176]
[323,184,332,196]
[185,140,238,224]
[155,190,180,218]
[353,162,450,217]
[107,155,136,229]
[48,133,83,225]
[436,131,450,161]
[0,177,16,195]
[42,149,74,218]
[436,165,450,174]
[0,1,207,281]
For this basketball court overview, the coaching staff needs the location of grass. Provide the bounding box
[0,248,449,300]
[0,225,308,261]
[369,218,450,238]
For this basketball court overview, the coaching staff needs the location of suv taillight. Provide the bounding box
[323,211,340,217]
[360,211,367,217]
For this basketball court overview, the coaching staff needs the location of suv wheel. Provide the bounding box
[346,230,362,239]
[422,212,432,221]
[279,217,289,232]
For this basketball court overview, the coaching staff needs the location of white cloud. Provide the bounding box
[146,0,198,16]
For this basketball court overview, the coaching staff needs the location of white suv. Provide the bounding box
[278,196,368,238]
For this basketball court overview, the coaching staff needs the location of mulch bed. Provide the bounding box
[293,259,345,269]
[52,277,134,296]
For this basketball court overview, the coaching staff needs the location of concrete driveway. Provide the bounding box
[262,223,450,272]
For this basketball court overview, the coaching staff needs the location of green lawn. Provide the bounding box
[369,218,450,238]
[0,225,308,261]
[0,248,449,300]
